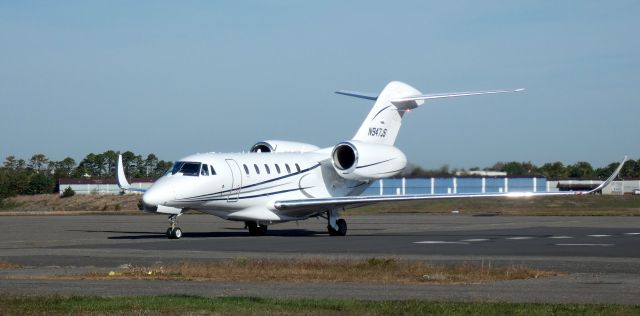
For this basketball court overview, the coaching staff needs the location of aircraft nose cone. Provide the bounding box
[142,190,162,208]
[142,183,174,209]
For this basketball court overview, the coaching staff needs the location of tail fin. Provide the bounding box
[338,81,523,145]
[350,81,423,145]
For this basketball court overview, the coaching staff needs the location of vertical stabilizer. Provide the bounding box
[351,81,422,145]
[341,81,524,145]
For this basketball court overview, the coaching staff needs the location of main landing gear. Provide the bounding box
[245,221,268,236]
[327,209,347,236]
[166,214,182,239]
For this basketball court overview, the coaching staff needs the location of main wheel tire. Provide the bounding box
[327,219,347,236]
[248,223,268,236]
[166,228,172,237]
[336,219,347,236]
[169,227,182,239]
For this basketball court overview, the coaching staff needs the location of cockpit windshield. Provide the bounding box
[170,161,201,176]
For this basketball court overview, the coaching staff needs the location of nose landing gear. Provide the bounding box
[166,214,183,239]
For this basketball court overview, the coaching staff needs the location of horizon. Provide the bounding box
[1,149,630,172]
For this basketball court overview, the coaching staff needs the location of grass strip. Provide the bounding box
[0,295,638,315]
[0,194,141,214]
[78,258,560,284]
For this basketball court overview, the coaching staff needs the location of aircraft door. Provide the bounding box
[225,159,242,202]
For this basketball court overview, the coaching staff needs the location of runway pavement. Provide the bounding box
[1,213,639,303]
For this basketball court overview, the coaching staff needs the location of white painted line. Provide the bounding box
[549,236,573,239]
[624,233,640,235]
[555,243,614,247]
[588,235,611,238]
[460,238,489,242]
[413,241,469,245]
[506,236,534,240]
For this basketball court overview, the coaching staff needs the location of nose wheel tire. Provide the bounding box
[166,214,183,239]
[328,219,347,236]
[167,227,182,239]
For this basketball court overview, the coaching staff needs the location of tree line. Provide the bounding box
[0,151,637,200]
[0,150,172,198]
[406,159,639,179]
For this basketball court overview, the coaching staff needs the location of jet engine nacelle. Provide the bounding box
[250,140,320,153]
[331,141,407,181]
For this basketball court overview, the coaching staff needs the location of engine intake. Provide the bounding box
[250,140,320,153]
[251,142,275,153]
[331,141,406,181]
[332,142,357,171]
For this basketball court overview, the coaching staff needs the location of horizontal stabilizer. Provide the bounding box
[335,90,378,101]
[391,88,524,103]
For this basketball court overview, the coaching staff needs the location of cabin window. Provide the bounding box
[254,164,260,174]
[275,164,281,174]
[201,164,209,176]
[285,163,291,174]
[295,163,301,172]
[210,165,216,175]
[264,164,270,174]
[243,164,249,175]
[171,162,201,176]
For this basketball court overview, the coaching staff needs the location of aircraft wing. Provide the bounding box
[274,157,626,215]
[116,154,148,192]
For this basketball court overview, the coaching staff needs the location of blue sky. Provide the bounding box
[0,1,638,169]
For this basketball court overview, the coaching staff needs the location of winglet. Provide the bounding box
[116,154,131,190]
[587,156,627,194]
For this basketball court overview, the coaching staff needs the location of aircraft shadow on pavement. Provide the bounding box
[69,230,168,240]
[73,228,323,239]
[72,229,558,240]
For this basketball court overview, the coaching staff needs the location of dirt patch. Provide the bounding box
[0,261,19,269]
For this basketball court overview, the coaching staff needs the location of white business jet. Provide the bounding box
[117,81,625,239]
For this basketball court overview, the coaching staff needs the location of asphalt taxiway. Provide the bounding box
[0,214,639,303]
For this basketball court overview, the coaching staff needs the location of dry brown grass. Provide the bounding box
[0,261,19,269]
[3,193,639,216]
[79,258,561,284]
[0,194,140,215]
[348,195,640,216]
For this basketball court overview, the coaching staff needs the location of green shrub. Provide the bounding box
[61,186,75,198]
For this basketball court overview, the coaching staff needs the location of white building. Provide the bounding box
[58,178,154,195]
[455,170,507,177]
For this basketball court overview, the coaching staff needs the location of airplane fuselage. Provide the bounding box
[142,150,369,223]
